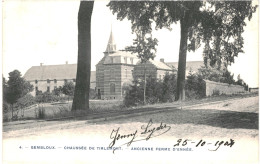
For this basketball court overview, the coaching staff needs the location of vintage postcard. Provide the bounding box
[2,0,259,164]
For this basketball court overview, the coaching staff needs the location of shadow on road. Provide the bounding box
[93,108,259,130]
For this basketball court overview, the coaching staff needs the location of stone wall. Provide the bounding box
[204,80,245,96]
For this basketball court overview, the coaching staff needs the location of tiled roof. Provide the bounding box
[24,64,96,82]
[149,60,172,70]
[166,61,203,72]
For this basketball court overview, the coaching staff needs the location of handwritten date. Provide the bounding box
[174,138,235,151]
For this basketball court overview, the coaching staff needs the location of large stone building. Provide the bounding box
[95,30,174,100]
[24,63,96,96]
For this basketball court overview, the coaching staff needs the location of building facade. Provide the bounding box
[24,63,96,96]
[96,30,139,99]
[95,31,174,100]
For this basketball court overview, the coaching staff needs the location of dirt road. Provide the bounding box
[2,96,259,164]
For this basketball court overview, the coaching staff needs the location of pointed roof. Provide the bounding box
[105,29,117,53]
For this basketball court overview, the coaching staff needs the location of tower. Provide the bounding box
[104,28,117,55]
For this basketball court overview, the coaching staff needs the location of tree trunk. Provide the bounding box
[176,17,189,101]
[11,104,13,119]
[143,63,147,104]
[72,1,94,111]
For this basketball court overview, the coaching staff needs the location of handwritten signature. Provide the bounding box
[109,119,171,150]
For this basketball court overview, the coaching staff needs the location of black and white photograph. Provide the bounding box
[1,0,259,163]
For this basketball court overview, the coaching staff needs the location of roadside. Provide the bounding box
[3,93,258,134]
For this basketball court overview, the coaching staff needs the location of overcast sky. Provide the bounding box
[2,0,259,87]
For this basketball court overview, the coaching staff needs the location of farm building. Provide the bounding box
[23,63,96,96]
[95,30,174,100]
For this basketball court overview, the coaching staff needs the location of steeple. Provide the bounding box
[104,26,117,54]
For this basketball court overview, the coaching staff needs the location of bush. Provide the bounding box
[185,72,206,99]
[124,73,177,107]
[35,92,59,103]
[16,94,35,108]
[3,101,9,113]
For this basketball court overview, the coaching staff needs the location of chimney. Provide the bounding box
[66,61,68,64]
[40,63,43,66]
[160,58,164,63]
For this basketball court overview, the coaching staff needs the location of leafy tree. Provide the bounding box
[52,86,63,97]
[185,71,206,99]
[5,70,33,118]
[3,77,9,113]
[108,1,257,101]
[221,70,235,84]
[125,33,158,104]
[16,94,35,117]
[236,74,244,86]
[62,81,75,102]
[124,73,177,106]
[161,72,177,102]
[197,65,236,84]
[72,1,94,111]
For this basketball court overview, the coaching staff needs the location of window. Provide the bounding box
[47,86,50,92]
[124,57,127,64]
[111,57,114,63]
[47,79,50,83]
[64,79,67,83]
[110,69,115,79]
[35,80,38,84]
[110,83,115,94]
[125,69,127,78]
[73,79,76,82]
[54,79,57,83]
[130,58,133,64]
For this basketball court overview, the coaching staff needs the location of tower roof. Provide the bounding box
[105,29,117,53]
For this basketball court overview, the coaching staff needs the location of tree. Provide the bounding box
[161,72,177,102]
[185,71,206,99]
[3,77,9,113]
[5,70,33,118]
[236,74,244,86]
[72,1,94,111]
[108,1,257,101]
[62,81,75,102]
[52,86,63,97]
[125,33,158,104]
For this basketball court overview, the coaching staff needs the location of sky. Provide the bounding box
[2,0,259,87]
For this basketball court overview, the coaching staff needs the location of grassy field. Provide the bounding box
[3,99,124,121]
[3,92,258,122]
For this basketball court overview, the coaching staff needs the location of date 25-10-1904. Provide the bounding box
[173,139,235,151]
